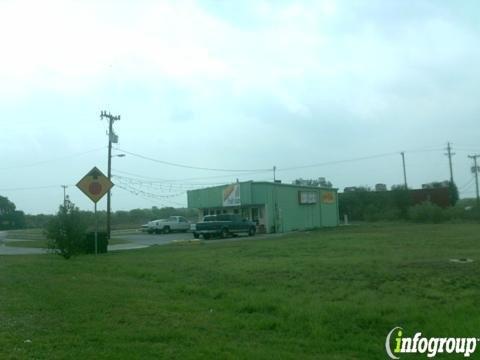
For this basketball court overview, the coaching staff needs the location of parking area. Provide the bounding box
[0,230,286,255]
[115,230,286,246]
[112,231,193,246]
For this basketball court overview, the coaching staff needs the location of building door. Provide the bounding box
[252,206,266,233]
[251,208,259,224]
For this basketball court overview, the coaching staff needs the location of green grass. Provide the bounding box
[1,223,480,359]
[4,238,130,249]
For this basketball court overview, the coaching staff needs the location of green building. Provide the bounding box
[187,181,339,233]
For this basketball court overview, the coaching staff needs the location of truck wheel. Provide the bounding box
[203,234,211,240]
[163,226,171,234]
[248,227,256,237]
[193,233,199,239]
[155,228,161,234]
[221,228,228,239]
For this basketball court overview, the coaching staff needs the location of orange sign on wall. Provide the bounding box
[321,191,335,204]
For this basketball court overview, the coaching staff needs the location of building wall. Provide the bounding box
[319,189,339,227]
[187,181,339,233]
[187,182,253,208]
[256,184,339,232]
[273,184,321,232]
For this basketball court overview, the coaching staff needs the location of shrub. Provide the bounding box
[408,202,446,223]
[46,201,88,259]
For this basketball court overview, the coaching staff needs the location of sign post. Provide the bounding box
[76,167,114,255]
[94,202,98,255]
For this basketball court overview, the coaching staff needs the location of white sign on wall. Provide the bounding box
[223,183,241,206]
[298,191,318,204]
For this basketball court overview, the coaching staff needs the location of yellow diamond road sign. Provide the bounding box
[76,167,114,203]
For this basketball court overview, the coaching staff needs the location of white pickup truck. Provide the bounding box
[147,216,190,234]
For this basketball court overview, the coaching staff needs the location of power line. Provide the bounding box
[112,168,271,183]
[458,176,475,191]
[277,152,399,172]
[113,147,271,172]
[115,184,185,207]
[404,147,444,154]
[0,184,72,191]
[112,145,448,176]
[0,147,106,171]
[112,175,223,190]
[115,183,185,198]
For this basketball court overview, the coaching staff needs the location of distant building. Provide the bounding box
[411,188,450,208]
[422,180,450,189]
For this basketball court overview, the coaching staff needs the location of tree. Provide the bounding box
[293,177,333,188]
[0,196,25,230]
[448,181,459,206]
[46,201,87,259]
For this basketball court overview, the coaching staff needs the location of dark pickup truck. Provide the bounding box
[192,214,256,239]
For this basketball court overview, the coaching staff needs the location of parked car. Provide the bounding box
[149,216,190,234]
[140,222,154,233]
[192,214,256,239]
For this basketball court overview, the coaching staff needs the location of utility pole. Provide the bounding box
[468,155,480,207]
[273,165,276,182]
[445,142,455,184]
[61,185,68,207]
[400,152,408,189]
[100,110,120,240]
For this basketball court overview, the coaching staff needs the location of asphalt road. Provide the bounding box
[0,230,284,255]
[114,230,285,245]
[112,231,194,246]
[0,231,46,255]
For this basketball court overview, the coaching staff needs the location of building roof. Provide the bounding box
[187,180,338,193]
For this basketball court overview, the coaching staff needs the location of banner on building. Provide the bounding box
[223,183,241,206]
[298,191,318,204]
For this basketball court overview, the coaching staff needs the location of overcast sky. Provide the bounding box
[1,0,479,214]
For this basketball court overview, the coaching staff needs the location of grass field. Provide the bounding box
[1,223,480,359]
